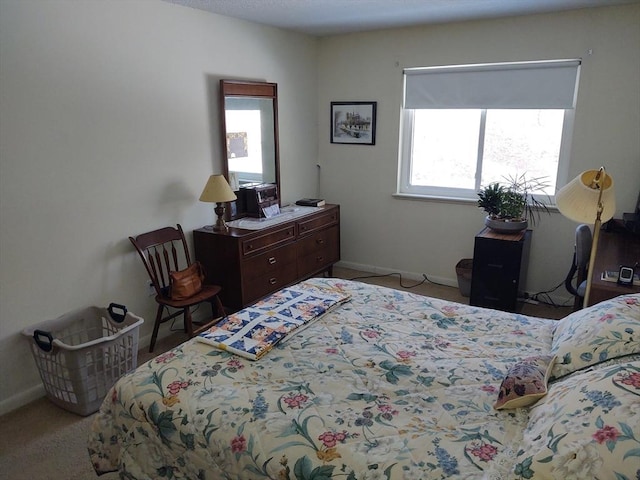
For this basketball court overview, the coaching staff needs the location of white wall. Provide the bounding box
[317,5,640,295]
[0,0,318,413]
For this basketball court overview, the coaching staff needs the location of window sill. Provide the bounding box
[392,192,477,205]
[392,192,560,212]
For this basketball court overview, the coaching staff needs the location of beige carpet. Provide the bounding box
[0,397,118,480]
[0,267,571,479]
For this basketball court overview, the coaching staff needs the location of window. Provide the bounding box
[398,60,581,200]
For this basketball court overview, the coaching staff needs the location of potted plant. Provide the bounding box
[477,174,551,233]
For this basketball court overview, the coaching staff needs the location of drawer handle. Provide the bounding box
[268,257,277,265]
[269,277,277,285]
[247,244,254,251]
[487,263,503,269]
[316,256,324,263]
[316,238,325,245]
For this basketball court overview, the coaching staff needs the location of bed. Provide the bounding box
[88,278,640,479]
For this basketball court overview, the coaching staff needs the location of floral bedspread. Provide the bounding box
[88,278,556,479]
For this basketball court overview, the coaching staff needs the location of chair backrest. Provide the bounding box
[129,224,192,296]
[564,223,593,299]
[575,224,593,281]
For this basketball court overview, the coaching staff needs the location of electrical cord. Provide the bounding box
[422,274,451,288]
[528,279,574,308]
[348,272,429,289]
[349,272,574,308]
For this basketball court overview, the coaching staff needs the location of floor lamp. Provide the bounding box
[556,167,616,308]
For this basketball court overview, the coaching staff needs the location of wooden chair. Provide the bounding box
[129,224,225,352]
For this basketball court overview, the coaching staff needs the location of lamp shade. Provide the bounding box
[556,168,615,223]
[199,175,237,203]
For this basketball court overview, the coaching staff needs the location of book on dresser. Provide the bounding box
[296,198,325,207]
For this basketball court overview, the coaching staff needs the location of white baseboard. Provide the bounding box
[0,383,45,417]
[336,260,458,288]
[335,260,574,307]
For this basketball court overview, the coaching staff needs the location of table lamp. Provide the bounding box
[556,167,615,307]
[199,175,238,232]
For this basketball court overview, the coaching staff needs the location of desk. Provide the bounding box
[587,229,640,306]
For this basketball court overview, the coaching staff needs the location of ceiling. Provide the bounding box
[165,0,639,36]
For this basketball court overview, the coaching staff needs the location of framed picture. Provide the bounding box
[330,101,377,145]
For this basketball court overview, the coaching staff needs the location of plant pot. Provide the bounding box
[484,216,528,234]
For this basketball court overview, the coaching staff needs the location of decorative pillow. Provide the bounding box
[511,361,640,480]
[494,355,555,410]
[550,294,640,379]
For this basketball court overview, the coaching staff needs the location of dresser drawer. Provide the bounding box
[297,225,339,257]
[298,226,339,274]
[244,261,298,305]
[242,243,297,280]
[241,225,295,257]
[298,210,339,237]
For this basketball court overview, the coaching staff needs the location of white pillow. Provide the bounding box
[550,294,640,379]
[511,361,640,479]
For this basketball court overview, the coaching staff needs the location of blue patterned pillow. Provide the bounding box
[550,294,640,379]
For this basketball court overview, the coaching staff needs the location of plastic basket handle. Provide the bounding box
[108,303,128,323]
[33,330,54,352]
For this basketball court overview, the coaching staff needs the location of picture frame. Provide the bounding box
[330,101,377,145]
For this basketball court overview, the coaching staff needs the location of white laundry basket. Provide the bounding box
[22,303,143,416]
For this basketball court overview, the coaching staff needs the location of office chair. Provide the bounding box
[564,224,592,310]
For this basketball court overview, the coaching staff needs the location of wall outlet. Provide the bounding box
[147,282,156,296]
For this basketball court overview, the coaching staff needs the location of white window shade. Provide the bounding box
[404,59,581,109]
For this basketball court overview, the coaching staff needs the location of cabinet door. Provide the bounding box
[470,238,523,311]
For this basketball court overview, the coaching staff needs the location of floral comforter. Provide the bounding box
[88,278,557,479]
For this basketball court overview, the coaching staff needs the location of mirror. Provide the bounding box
[220,79,280,218]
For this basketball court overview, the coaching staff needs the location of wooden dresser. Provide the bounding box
[194,204,340,311]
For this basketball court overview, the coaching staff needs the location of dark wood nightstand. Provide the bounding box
[470,227,532,312]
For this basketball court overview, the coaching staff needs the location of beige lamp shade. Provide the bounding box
[199,175,237,203]
[556,168,615,223]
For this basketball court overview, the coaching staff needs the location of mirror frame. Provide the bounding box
[220,79,280,219]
